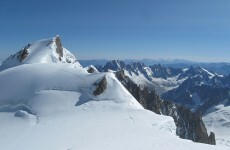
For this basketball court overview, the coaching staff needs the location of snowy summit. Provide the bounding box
[0,36,226,150]
[0,36,81,71]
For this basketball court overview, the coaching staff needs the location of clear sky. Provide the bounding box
[0,0,230,62]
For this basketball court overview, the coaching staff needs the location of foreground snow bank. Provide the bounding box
[0,63,142,110]
[0,63,226,150]
[0,100,225,150]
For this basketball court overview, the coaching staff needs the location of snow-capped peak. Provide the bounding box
[0,36,81,71]
[103,60,126,71]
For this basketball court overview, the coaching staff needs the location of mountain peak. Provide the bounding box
[0,36,81,71]
[103,60,126,71]
[127,62,145,70]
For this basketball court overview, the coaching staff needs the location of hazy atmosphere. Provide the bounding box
[1,0,230,61]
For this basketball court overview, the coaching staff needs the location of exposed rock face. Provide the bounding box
[115,70,216,145]
[17,44,30,62]
[98,60,183,80]
[87,66,98,73]
[102,60,126,71]
[96,60,184,94]
[174,106,212,144]
[209,132,216,145]
[87,67,95,73]
[149,64,182,79]
[162,74,230,112]
[55,36,63,60]
[126,62,146,71]
[93,76,107,96]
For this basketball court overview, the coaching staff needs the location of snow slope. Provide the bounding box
[0,36,81,71]
[0,63,141,110]
[203,105,230,149]
[0,63,225,150]
[0,37,226,150]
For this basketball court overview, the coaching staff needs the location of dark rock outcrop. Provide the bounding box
[98,61,183,80]
[149,64,182,79]
[93,76,107,96]
[97,60,183,94]
[102,60,126,71]
[17,44,30,62]
[55,36,63,60]
[208,132,216,145]
[87,67,95,73]
[87,66,97,73]
[115,70,216,145]
[162,74,230,112]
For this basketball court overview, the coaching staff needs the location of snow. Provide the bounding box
[203,105,230,149]
[151,75,186,91]
[1,102,218,150]
[124,69,153,86]
[123,69,166,93]
[0,36,81,71]
[0,37,226,150]
[144,66,153,77]
[0,63,141,109]
[85,65,99,73]
[217,74,224,78]
[201,67,215,79]
[0,62,225,150]
[124,69,185,94]
[183,68,189,72]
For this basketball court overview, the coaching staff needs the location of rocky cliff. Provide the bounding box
[115,70,216,145]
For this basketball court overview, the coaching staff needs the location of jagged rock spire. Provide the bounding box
[55,35,63,60]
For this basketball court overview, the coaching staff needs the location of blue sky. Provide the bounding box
[0,0,230,62]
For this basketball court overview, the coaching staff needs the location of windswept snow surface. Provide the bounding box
[0,63,225,150]
[203,105,230,149]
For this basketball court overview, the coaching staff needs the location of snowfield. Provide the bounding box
[0,37,227,150]
[123,68,186,94]
[203,105,230,149]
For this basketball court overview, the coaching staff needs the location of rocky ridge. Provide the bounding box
[115,70,216,145]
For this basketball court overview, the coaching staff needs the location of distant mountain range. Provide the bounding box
[79,58,195,66]
[79,59,230,75]
[90,59,230,147]
[93,60,230,113]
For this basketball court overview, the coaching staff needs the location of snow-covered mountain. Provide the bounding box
[98,61,220,94]
[79,58,196,68]
[115,70,216,144]
[81,59,230,75]
[91,59,230,149]
[161,67,230,147]
[97,61,227,110]
[97,60,186,94]
[0,36,81,71]
[1,36,226,150]
[162,67,229,110]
